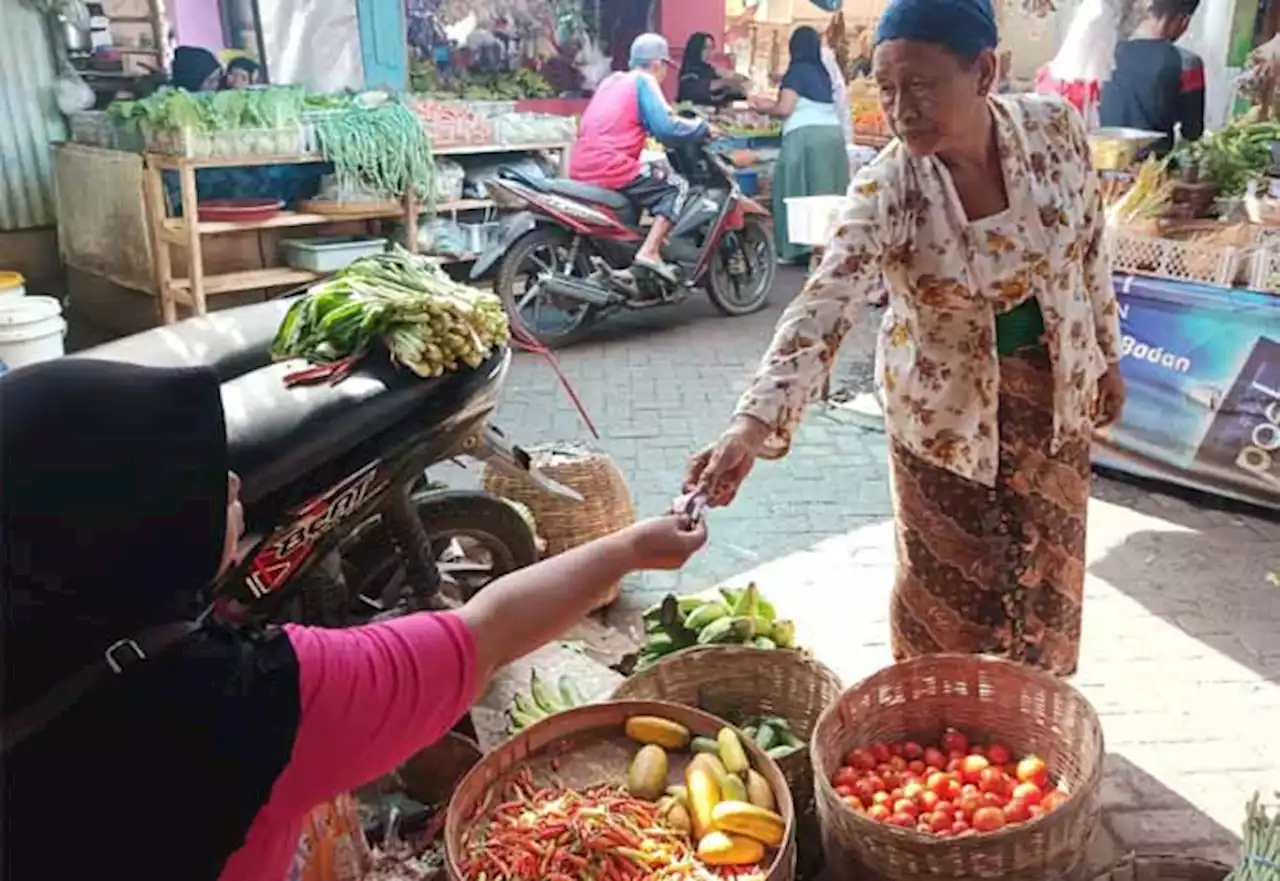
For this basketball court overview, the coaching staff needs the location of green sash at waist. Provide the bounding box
[995,298,1046,355]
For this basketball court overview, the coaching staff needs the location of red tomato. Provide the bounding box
[957,793,984,820]
[982,791,1009,809]
[846,748,876,771]
[941,728,969,754]
[961,754,991,784]
[946,757,965,775]
[935,825,955,837]
[872,791,892,807]
[902,782,926,802]
[893,799,918,819]
[952,819,970,834]
[972,806,1006,833]
[881,771,901,790]
[889,811,916,828]
[836,784,856,798]
[944,778,963,800]
[1012,782,1043,806]
[925,771,951,795]
[867,775,888,793]
[868,804,891,822]
[855,779,879,801]
[917,821,933,834]
[923,747,947,768]
[934,800,955,818]
[890,788,905,803]
[1028,804,1046,819]
[888,742,905,758]
[889,756,908,772]
[871,742,892,763]
[986,743,1012,765]
[1002,798,1030,824]
[969,744,987,759]
[843,795,866,812]
[1041,790,1066,812]
[961,783,979,797]
[902,741,924,760]
[919,791,941,812]
[1016,756,1049,789]
[978,766,1007,794]
[907,760,927,776]
[834,766,860,789]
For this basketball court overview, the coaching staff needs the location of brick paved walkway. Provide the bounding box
[476,267,1280,870]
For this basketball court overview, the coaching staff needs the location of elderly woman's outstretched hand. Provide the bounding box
[683,416,771,507]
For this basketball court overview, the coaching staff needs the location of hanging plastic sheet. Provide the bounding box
[808,0,843,9]
[257,0,364,92]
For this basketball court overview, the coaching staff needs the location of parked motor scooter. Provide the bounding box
[80,297,579,627]
[472,123,777,348]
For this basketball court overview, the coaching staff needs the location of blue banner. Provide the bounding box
[1094,275,1280,510]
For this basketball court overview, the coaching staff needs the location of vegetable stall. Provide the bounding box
[1090,119,1280,511]
[53,80,578,331]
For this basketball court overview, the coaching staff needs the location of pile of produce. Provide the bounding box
[738,716,806,762]
[506,670,585,734]
[637,583,798,671]
[314,101,438,202]
[271,247,509,381]
[410,64,554,101]
[1227,793,1280,881]
[1173,116,1280,199]
[828,727,1069,836]
[1106,157,1173,227]
[110,85,313,157]
[407,99,494,150]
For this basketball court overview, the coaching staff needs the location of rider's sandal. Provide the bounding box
[632,256,679,286]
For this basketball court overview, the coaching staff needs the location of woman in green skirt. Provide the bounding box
[750,26,851,264]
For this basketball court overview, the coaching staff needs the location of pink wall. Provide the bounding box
[659,0,726,99]
[171,0,225,51]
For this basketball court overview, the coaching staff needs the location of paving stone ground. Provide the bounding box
[456,267,1279,869]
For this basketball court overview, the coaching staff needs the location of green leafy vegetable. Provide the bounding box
[314,102,437,202]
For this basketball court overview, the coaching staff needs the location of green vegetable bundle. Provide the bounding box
[1175,117,1280,198]
[1227,793,1280,881]
[109,85,308,131]
[314,102,437,202]
[271,247,509,379]
[637,583,799,671]
[409,65,554,101]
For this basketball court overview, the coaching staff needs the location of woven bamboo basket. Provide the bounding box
[444,699,798,881]
[812,654,1105,881]
[610,646,844,879]
[481,443,636,558]
[1090,855,1231,881]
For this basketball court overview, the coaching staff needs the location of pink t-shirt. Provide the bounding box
[216,612,478,881]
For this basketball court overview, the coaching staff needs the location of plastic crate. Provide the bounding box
[1110,229,1253,289]
[280,236,388,272]
[1246,227,1280,293]
[143,124,306,159]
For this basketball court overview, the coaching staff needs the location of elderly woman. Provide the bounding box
[685,0,1126,676]
[2,359,707,879]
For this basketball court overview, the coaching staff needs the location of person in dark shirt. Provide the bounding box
[677,32,748,106]
[1099,0,1205,156]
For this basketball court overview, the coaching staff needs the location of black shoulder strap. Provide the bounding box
[1,621,198,754]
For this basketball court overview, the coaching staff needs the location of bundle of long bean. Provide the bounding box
[315,102,437,202]
[459,769,761,881]
[1227,793,1280,881]
[270,247,508,381]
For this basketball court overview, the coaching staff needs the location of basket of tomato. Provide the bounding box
[811,654,1104,881]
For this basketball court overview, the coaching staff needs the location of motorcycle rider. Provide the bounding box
[569,33,709,285]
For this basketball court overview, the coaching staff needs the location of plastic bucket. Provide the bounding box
[0,271,26,300]
[735,168,760,196]
[0,295,66,372]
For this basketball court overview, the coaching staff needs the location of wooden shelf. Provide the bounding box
[160,199,495,239]
[171,267,323,296]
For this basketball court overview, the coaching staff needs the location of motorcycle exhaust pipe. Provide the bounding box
[539,274,615,307]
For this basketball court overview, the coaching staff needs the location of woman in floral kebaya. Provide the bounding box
[685,0,1127,677]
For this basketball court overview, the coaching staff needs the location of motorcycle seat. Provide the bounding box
[78,304,506,505]
[543,179,634,212]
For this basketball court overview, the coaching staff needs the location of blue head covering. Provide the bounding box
[873,0,999,62]
[781,26,833,103]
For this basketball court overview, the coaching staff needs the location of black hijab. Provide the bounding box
[1,360,301,881]
[171,45,222,91]
[680,31,716,79]
[781,26,834,103]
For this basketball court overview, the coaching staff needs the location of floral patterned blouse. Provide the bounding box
[736,94,1122,487]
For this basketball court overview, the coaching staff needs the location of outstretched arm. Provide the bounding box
[638,72,708,141]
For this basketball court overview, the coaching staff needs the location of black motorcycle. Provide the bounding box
[472,130,777,348]
[80,297,579,627]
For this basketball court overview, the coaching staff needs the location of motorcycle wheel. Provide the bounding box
[496,227,598,349]
[298,490,539,626]
[706,215,776,317]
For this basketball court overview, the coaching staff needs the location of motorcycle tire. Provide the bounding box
[296,490,540,626]
[706,215,776,317]
[496,227,599,350]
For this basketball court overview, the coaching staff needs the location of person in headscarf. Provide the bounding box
[1,358,708,881]
[749,26,851,264]
[170,45,224,92]
[677,32,748,106]
[224,55,264,89]
[686,0,1127,678]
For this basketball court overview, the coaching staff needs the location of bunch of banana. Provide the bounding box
[637,582,799,671]
[506,670,585,733]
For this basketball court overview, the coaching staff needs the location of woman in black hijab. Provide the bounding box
[677,32,748,106]
[171,45,225,92]
[1,359,707,881]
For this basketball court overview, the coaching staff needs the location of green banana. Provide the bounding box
[753,635,777,650]
[529,670,565,714]
[675,595,711,616]
[558,676,584,708]
[643,631,680,656]
[752,617,773,640]
[732,582,760,617]
[771,619,797,649]
[512,691,544,719]
[684,601,729,631]
[720,585,777,621]
[508,707,540,731]
[697,616,755,645]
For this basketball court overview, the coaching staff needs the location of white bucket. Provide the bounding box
[0,271,26,300]
[0,295,67,372]
[784,195,847,247]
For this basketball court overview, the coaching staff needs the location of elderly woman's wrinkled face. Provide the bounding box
[873,40,996,157]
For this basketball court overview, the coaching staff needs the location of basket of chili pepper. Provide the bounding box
[444,699,798,881]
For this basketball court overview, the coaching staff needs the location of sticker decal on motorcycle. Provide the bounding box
[245,461,384,598]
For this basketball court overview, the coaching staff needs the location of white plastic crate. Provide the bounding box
[143,124,306,159]
[1109,229,1252,289]
[281,237,388,272]
[784,195,846,247]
